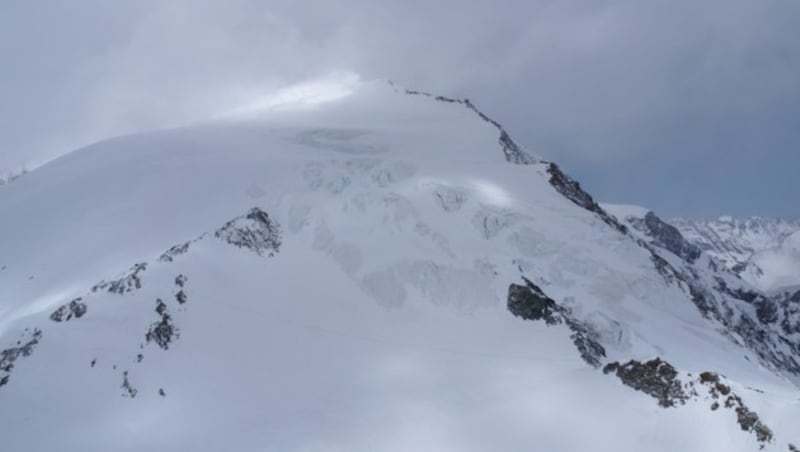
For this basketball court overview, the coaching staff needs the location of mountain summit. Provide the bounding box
[0,81,798,451]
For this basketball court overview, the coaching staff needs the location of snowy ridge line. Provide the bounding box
[401,84,800,383]
[507,277,606,368]
[545,163,628,234]
[398,84,537,165]
[400,83,626,235]
[90,207,281,297]
[0,207,281,391]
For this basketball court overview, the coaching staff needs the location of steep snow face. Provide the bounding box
[1,81,799,451]
[671,216,800,290]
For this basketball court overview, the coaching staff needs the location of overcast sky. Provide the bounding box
[1,0,798,218]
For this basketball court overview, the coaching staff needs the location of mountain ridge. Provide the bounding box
[1,80,798,451]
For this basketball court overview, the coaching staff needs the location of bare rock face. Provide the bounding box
[698,372,773,446]
[92,262,147,294]
[174,274,188,305]
[600,364,774,447]
[146,299,179,350]
[508,279,606,368]
[546,163,627,234]
[603,358,689,408]
[564,318,607,369]
[215,207,282,256]
[507,281,561,326]
[120,371,137,398]
[0,329,42,388]
[630,212,702,263]
[158,240,193,263]
[50,298,88,322]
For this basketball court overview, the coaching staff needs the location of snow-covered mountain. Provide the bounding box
[604,204,800,382]
[1,81,798,452]
[671,216,800,290]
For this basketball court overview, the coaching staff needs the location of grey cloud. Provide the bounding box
[1,0,798,217]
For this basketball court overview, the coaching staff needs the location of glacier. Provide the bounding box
[0,80,798,451]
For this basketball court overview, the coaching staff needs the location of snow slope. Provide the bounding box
[1,81,798,451]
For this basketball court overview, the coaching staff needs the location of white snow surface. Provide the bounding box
[0,81,798,451]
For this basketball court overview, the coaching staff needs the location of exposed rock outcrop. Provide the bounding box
[698,372,773,446]
[603,358,688,408]
[215,207,282,256]
[0,329,42,388]
[628,212,701,263]
[50,298,88,322]
[402,87,537,165]
[146,299,179,350]
[508,279,606,368]
[121,371,137,398]
[546,163,627,234]
[158,240,194,263]
[92,262,147,294]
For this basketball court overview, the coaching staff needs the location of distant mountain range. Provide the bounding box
[671,216,800,291]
